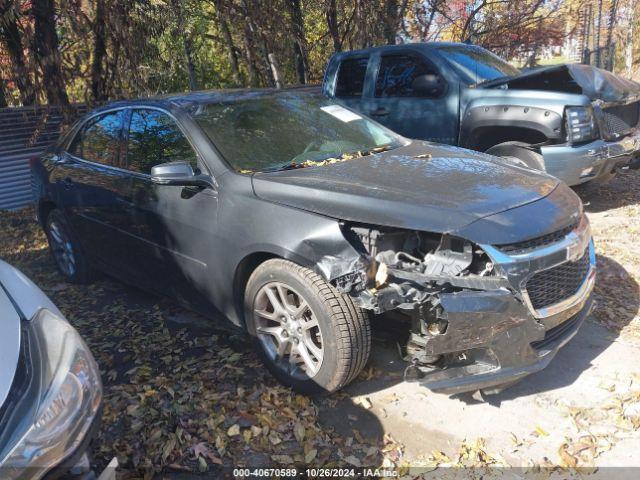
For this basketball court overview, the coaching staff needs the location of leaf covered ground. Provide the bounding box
[0,170,639,478]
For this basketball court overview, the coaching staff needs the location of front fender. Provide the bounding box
[459,103,563,148]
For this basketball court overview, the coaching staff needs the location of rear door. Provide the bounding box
[120,107,217,308]
[55,109,133,270]
[363,51,459,144]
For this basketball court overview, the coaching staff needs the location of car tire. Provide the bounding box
[486,141,545,171]
[244,259,371,395]
[44,209,94,284]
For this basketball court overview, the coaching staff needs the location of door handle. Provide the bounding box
[370,107,390,116]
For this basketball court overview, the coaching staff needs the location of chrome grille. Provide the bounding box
[497,223,577,255]
[525,250,590,310]
[601,101,639,139]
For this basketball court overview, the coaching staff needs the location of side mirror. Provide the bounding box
[412,74,445,97]
[150,161,213,189]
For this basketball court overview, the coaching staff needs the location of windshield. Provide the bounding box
[191,95,406,172]
[437,45,520,85]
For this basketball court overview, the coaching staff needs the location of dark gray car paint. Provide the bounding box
[33,90,592,397]
[34,89,584,329]
[252,141,561,236]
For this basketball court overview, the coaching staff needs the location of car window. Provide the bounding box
[192,94,406,172]
[375,54,440,98]
[68,110,125,167]
[125,109,199,175]
[437,45,520,85]
[335,57,369,98]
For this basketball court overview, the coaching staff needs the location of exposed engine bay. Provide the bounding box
[332,224,515,376]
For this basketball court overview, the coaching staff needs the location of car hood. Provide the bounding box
[479,64,640,103]
[251,142,559,235]
[0,286,21,410]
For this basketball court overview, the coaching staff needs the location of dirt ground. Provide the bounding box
[1,169,639,478]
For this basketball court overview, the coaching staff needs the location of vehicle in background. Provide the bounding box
[322,42,640,186]
[0,260,102,479]
[32,89,594,396]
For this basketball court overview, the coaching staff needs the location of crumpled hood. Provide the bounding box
[252,142,559,235]
[480,64,640,103]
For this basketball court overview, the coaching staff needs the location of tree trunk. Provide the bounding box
[213,0,242,86]
[31,0,69,105]
[286,0,308,84]
[325,0,341,52]
[90,0,106,102]
[242,23,260,87]
[383,0,398,44]
[268,53,283,88]
[0,2,36,105]
[184,35,199,91]
[0,81,8,108]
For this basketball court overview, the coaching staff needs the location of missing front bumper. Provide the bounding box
[409,293,594,395]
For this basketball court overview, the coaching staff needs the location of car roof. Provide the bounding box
[89,85,323,116]
[333,41,475,58]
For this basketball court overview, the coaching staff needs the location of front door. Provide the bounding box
[120,108,218,310]
[363,52,459,145]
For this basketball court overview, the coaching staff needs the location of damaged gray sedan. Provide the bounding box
[33,90,595,395]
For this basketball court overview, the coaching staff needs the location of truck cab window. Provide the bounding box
[335,57,369,98]
[375,54,442,98]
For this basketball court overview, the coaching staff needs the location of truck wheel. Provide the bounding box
[486,141,545,171]
[44,209,94,284]
[244,259,371,395]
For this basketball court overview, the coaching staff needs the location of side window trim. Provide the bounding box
[123,106,210,178]
[375,51,446,99]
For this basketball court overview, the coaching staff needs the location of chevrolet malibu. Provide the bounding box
[0,260,102,479]
[32,89,595,395]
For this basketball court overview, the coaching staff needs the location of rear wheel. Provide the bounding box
[244,259,371,395]
[486,141,545,171]
[44,209,94,284]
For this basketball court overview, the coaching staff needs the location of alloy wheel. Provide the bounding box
[253,282,324,379]
[48,220,76,277]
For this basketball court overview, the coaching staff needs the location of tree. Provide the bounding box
[0,0,35,105]
[287,0,308,83]
[91,0,107,101]
[31,0,69,105]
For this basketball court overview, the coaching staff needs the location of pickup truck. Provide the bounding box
[322,42,640,186]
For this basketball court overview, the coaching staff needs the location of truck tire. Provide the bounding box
[486,141,545,171]
[244,258,371,395]
[44,209,94,284]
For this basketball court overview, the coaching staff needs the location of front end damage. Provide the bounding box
[326,215,596,395]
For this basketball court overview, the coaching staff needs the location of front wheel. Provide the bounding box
[486,141,545,171]
[244,259,371,395]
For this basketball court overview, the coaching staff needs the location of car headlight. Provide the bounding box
[0,309,102,480]
[565,106,598,143]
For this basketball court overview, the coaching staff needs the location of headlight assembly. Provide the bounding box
[0,309,102,480]
[565,106,598,143]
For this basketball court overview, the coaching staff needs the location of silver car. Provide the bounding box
[0,260,102,479]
